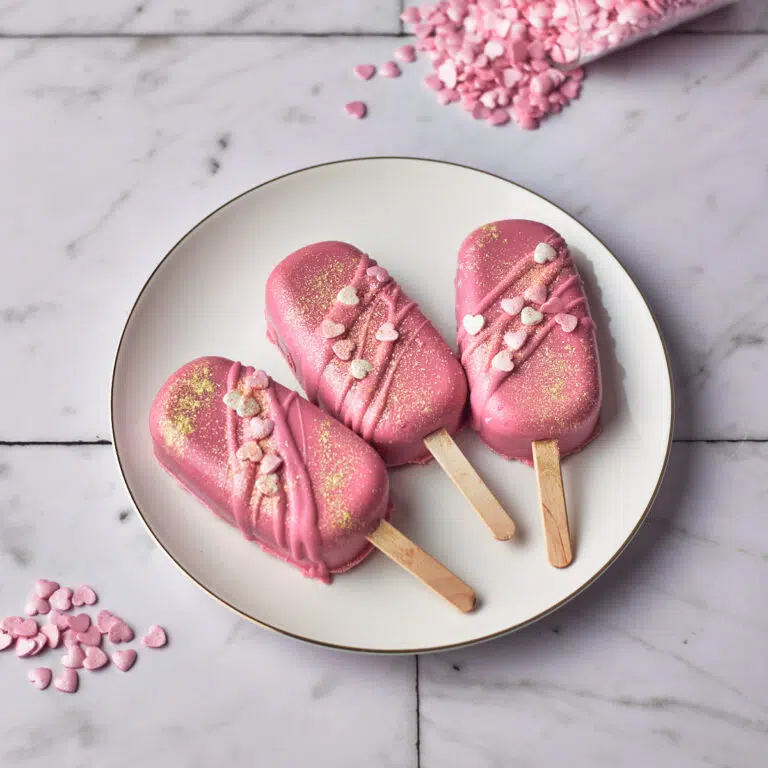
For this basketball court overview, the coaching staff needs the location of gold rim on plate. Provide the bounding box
[110,156,675,655]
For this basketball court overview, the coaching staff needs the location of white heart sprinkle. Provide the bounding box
[236,397,260,418]
[375,323,399,342]
[504,330,528,351]
[491,350,515,372]
[223,391,243,410]
[521,307,544,326]
[500,297,524,316]
[462,314,485,336]
[332,340,355,361]
[236,441,263,463]
[255,474,279,497]
[350,359,373,380]
[533,242,557,264]
[337,286,359,305]
[321,319,346,339]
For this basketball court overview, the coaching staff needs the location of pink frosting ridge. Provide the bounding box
[265,242,468,466]
[149,356,391,583]
[456,220,602,464]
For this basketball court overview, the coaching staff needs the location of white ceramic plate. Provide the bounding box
[112,158,673,654]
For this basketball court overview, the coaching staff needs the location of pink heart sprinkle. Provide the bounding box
[366,265,389,282]
[375,322,400,343]
[112,649,137,672]
[16,637,37,657]
[34,579,59,599]
[15,618,38,638]
[62,644,86,669]
[41,624,60,648]
[540,296,565,314]
[260,454,283,475]
[25,597,50,617]
[48,609,69,630]
[345,101,367,119]
[500,297,524,316]
[249,417,274,440]
[504,330,528,351]
[28,633,48,656]
[245,370,270,390]
[321,319,346,339]
[54,668,79,693]
[332,339,355,361]
[524,284,547,305]
[28,667,52,690]
[49,587,73,612]
[63,629,79,648]
[488,108,510,126]
[394,45,417,63]
[71,585,97,607]
[77,626,102,647]
[142,625,167,649]
[379,61,401,78]
[555,313,578,333]
[96,610,118,634]
[108,621,134,644]
[1,616,22,634]
[353,64,375,81]
[66,613,91,633]
[83,646,109,671]
[0,632,13,651]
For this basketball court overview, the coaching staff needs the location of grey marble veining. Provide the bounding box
[419,442,768,768]
[0,33,766,440]
[0,0,402,35]
[0,446,416,768]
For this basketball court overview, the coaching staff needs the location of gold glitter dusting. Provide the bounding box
[159,362,215,453]
[313,418,356,530]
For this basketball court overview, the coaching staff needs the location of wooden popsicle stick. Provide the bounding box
[531,439,573,568]
[367,520,476,613]
[424,428,516,541]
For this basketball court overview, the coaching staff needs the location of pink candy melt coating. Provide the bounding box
[150,357,391,582]
[456,220,602,464]
[265,243,468,466]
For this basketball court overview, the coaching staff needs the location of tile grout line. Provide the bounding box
[415,655,421,768]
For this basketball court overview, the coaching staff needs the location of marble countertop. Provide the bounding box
[0,2,766,766]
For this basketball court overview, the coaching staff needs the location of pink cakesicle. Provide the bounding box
[150,357,474,610]
[456,219,603,567]
[265,242,514,541]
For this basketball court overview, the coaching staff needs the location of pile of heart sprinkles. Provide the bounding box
[0,580,167,694]
[344,1,715,130]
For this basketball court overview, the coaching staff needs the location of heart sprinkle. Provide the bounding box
[321,319,346,339]
[28,667,52,690]
[500,297,524,316]
[366,265,389,282]
[259,454,283,476]
[34,580,59,599]
[0,632,13,651]
[25,597,50,617]
[491,350,515,372]
[77,626,102,647]
[349,359,373,380]
[394,44,417,63]
[249,417,274,440]
[462,314,485,336]
[40,624,60,648]
[332,339,355,361]
[83,646,109,671]
[244,370,270,391]
[142,625,168,649]
[54,668,79,693]
[72,585,98,607]
[555,313,578,333]
[524,284,547,305]
[67,613,91,633]
[236,441,263,463]
[62,644,86,669]
[49,588,73,612]
[345,101,367,119]
[504,330,528,351]
[520,307,544,326]
[336,285,360,305]
[375,323,399,342]
[533,242,557,264]
[255,474,280,497]
[353,64,375,81]
[108,621,134,645]
[379,61,402,78]
[112,650,137,673]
